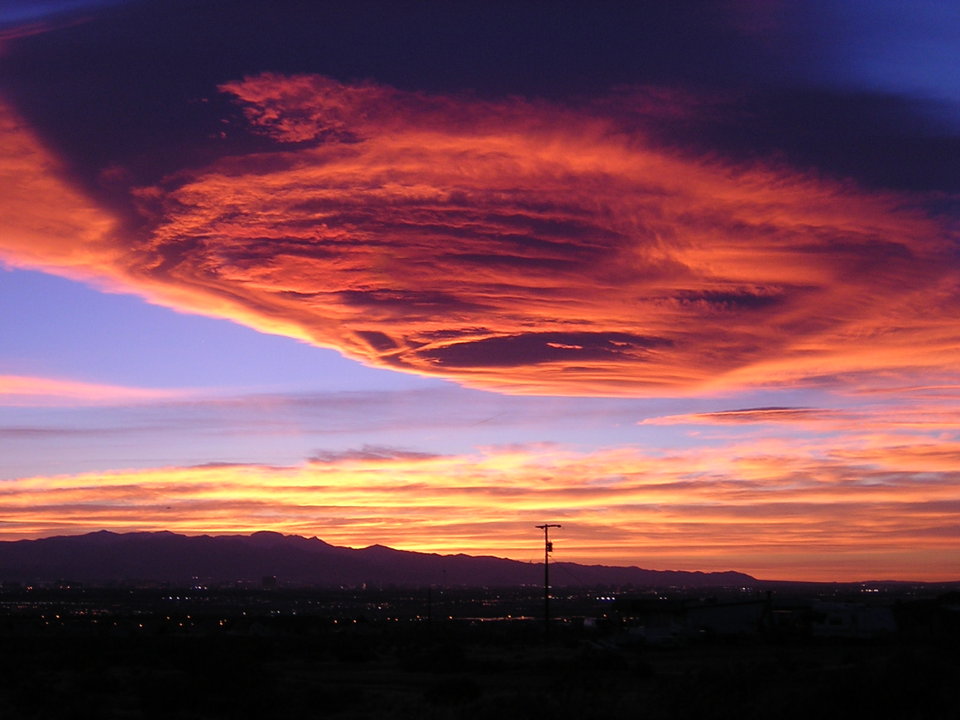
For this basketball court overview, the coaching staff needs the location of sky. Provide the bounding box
[1,0,958,582]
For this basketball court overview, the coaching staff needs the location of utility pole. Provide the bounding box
[536,523,561,636]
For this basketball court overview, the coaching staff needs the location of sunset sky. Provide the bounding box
[2,0,959,581]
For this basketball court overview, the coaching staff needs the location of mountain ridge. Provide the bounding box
[0,530,756,588]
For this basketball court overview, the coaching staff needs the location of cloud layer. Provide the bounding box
[3,76,958,396]
[3,430,958,581]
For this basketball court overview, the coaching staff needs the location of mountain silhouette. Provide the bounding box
[0,531,756,588]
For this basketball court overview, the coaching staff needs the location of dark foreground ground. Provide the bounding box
[1,587,957,719]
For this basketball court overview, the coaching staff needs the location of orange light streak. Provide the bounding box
[0,375,186,406]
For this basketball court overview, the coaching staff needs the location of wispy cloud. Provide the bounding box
[0,8,97,52]
[643,407,846,426]
[643,395,960,435]
[0,375,186,407]
[308,444,440,464]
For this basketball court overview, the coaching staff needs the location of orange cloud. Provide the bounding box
[3,439,957,581]
[0,97,324,344]
[0,101,118,279]
[0,375,186,406]
[643,406,847,425]
[2,76,958,396]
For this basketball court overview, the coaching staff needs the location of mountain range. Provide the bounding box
[0,531,756,588]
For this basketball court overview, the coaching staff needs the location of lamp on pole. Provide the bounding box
[535,523,561,636]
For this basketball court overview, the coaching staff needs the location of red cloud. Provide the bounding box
[3,76,958,395]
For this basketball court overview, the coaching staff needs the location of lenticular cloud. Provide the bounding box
[9,74,959,396]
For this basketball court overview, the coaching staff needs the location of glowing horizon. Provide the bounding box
[3,406,958,582]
